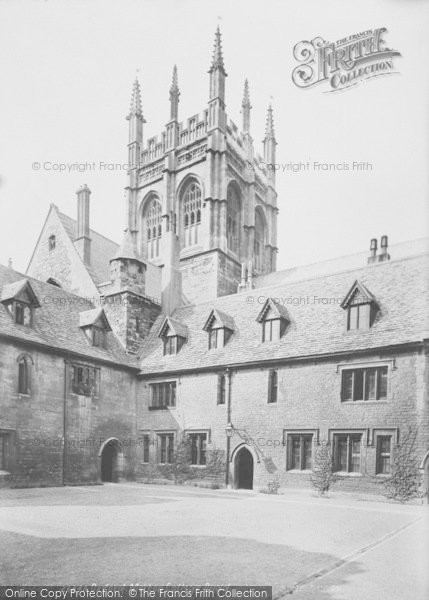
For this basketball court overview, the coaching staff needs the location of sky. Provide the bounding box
[0,0,428,273]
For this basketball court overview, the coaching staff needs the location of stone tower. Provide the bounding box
[124,27,278,305]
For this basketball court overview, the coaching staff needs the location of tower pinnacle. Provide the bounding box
[209,26,227,74]
[127,77,144,120]
[169,65,180,121]
[241,79,252,134]
[264,104,276,141]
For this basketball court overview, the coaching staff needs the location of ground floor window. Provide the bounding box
[189,433,207,465]
[0,432,12,471]
[142,435,150,463]
[333,433,362,473]
[287,434,313,470]
[376,435,392,474]
[158,433,174,464]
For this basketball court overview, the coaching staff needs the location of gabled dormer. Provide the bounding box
[203,309,235,350]
[158,316,188,356]
[256,298,289,343]
[79,308,112,348]
[1,279,40,327]
[341,280,377,331]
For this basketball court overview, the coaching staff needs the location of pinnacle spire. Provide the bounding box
[242,78,252,108]
[170,65,180,99]
[209,26,226,73]
[128,77,144,119]
[264,104,276,140]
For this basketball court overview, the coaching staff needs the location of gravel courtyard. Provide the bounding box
[0,483,427,599]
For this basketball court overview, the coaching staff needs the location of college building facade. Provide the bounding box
[1,29,428,495]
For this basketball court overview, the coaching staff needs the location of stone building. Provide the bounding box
[1,28,428,493]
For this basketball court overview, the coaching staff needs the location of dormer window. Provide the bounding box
[1,279,40,328]
[158,317,187,356]
[203,309,235,350]
[48,235,56,250]
[256,299,289,343]
[79,308,111,348]
[341,280,377,331]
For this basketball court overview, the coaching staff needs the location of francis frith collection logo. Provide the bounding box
[292,28,401,92]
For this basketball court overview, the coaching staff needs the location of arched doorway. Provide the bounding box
[235,447,254,489]
[100,439,122,483]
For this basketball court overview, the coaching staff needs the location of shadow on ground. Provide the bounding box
[0,531,365,596]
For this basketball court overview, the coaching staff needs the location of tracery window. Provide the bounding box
[145,198,162,259]
[183,182,202,247]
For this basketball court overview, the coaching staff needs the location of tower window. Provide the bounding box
[182,181,202,247]
[227,185,241,255]
[144,197,162,259]
[254,209,266,272]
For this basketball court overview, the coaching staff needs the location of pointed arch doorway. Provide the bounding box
[234,446,254,490]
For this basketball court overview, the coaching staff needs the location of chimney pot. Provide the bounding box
[381,235,388,249]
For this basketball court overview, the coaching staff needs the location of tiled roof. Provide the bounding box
[138,251,429,375]
[1,279,40,306]
[158,316,188,339]
[203,309,235,332]
[78,307,112,331]
[57,210,119,285]
[0,265,137,369]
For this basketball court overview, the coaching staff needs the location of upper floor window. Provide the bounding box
[18,355,32,395]
[256,298,289,343]
[268,369,278,403]
[341,366,388,402]
[189,432,207,465]
[254,208,266,272]
[182,181,202,247]
[217,373,226,404]
[145,197,162,260]
[333,433,362,473]
[150,381,177,409]
[203,309,235,350]
[71,364,99,397]
[48,235,56,250]
[227,184,241,255]
[79,308,111,348]
[341,280,377,331]
[142,434,150,463]
[159,316,187,356]
[1,279,40,328]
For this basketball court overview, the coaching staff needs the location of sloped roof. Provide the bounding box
[78,307,112,331]
[340,280,376,309]
[0,265,137,368]
[203,309,235,332]
[158,316,188,339]
[1,279,41,307]
[138,250,429,375]
[57,210,119,285]
[256,298,290,322]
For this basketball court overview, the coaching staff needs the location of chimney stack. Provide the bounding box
[75,184,91,265]
[367,238,378,264]
[378,235,390,262]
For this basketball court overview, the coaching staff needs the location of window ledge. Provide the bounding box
[148,406,176,411]
[0,470,11,477]
[190,465,207,469]
[267,402,278,406]
[286,469,312,474]
[341,400,389,405]
[334,471,362,477]
[17,393,31,399]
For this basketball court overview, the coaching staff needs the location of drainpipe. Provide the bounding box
[63,358,69,486]
[225,368,232,487]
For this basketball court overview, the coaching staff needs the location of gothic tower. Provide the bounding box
[124,28,278,307]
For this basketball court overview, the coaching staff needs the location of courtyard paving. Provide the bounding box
[0,483,427,599]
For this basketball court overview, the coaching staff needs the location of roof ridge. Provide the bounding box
[57,210,118,246]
